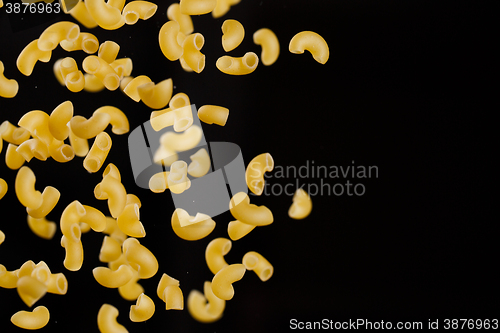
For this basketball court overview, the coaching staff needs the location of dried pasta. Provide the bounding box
[48,100,73,141]
[242,251,273,281]
[0,60,19,98]
[289,31,330,64]
[157,273,183,310]
[288,188,312,219]
[27,215,57,240]
[84,131,112,173]
[95,175,127,218]
[98,41,120,64]
[38,21,80,51]
[205,238,232,275]
[16,138,50,162]
[0,230,4,245]
[86,0,125,30]
[122,1,158,25]
[216,52,259,75]
[137,78,173,109]
[68,2,99,29]
[60,32,100,54]
[80,205,107,232]
[245,152,274,195]
[99,236,122,262]
[171,208,216,241]
[61,233,84,271]
[188,148,211,177]
[60,200,86,238]
[253,28,280,66]
[5,144,26,170]
[18,110,53,146]
[167,3,194,35]
[26,186,60,219]
[17,39,52,76]
[94,106,129,135]
[123,75,152,102]
[97,304,128,333]
[122,238,158,279]
[15,166,43,210]
[82,55,120,91]
[0,178,7,200]
[181,33,206,73]
[159,21,183,61]
[93,265,134,288]
[168,161,191,194]
[160,124,202,152]
[1,121,30,145]
[197,105,229,126]
[187,281,225,323]
[69,127,89,157]
[117,203,146,237]
[148,171,169,193]
[0,264,18,289]
[211,263,246,300]
[221,19,244,52]
[180,0,217,15]
[11,306,50,330]
[129,293,155,322]
[229,192,274,226]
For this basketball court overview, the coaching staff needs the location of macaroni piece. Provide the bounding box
[48,100,73,141]
[15,166,43,210]
[81,205,107,232]
[60,200,86,239]
[171,208,216,241]
[288,188,312,219]
[0,60,19,98]
[229,192,274,226]
[86,0,125,30]
[159,21,183,61]
[221,19,244,52]
[17,39,52,76]
[245,152,274,195]
[6,144,26,170]
[118,275,144,301]
[197,105,229,126]
[94,106,130,135]
[61,234,84,271]
[1,264,19,288]
[188,148,211,177]
[84,74,106,92]
[137,78,173,109]
[148,171,169,193]
[126,194,141,208]
[68,1,99,29]
[179,57,193,72]
[0,178,7,200]
[167,161,190,194]
[53,58,65,85]
[95,175,127,218]
[211,263,246,300]
[123,75,152,102]
[98,41,120,64]
[99,236,122,262]
[17,276,48,307]
[151,105,193,132]
[47,272,68,295]
[69,128,89,157]
[129,293,155,322]
[27,215,57,240]
[216,52,259,75]
[103,162,122,182]
[163,285,184,310]
[31,261,50,285]
[108,0,126,10]
[0,230,4,245]
[119,76,133,91]
[153,145,178,166]
[289,31,330,64]
[38,21,80,52]
[181,33,205,73]
[11,306,50,330]
[242,251,273,281]
[117,204,146,238]
[160,125,202,152]
[16,138,50,162]
[93,265,134,288]
[49,139,76,163]
[187,281,225,323]
[253,28,280,66]
[156,273,179,300]
[179,0,217,15]
[1,121,30,145]
[18,110,53,146]
[82,56,120,90]
[27,186,60,219]
[60,32,100,54]
[122,1,158,25]
[167,3,194,35]
[70,112,111,139]
[97,304,128,333]
[122,238,158,279]
[102,216,128,244]
[18,260,35,278]
[110,58,132,78]
[84,131,112,173]
[205,237,232,274]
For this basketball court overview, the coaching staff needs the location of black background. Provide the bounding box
[0,0,497,332]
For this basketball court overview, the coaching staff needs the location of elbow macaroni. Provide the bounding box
[129,293,155,322]
[211,263,246,300]
[171,208,216,241]
[245,152,274,195]
[15,166,43,210]
[181,33,206,73]
[137,78,173,109]
[27,215,57,240]
[26,186,60,219]
[221,19,244,52]
[242,251,273,281]
[229,192,274,226]
[122,1,158,25]
[253,28,280,66]
[97,304,128,333]
[187,281,225,323]
[188,148,211,177]
[197,105,229,126]
[288,188,312,219]
[0,60,19,98]
[93,265,134,288]
[167,3,193,35]
[11,306,50,330]
[84,131,112,173]
[216,52,259,75]
[122,238,158,279]
[159,21,183,61]
[17,39,52,76]
[117,203,146,237]
[180,0,217,15]
[205,237,232,275]
[289,31,330,64]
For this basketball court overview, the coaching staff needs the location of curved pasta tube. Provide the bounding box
[130,293,155,322]
[180,0,217,15]
[151,105,193,132]
[86,0,125,30]
[17,39,52,76]
[0,264,18,288]
[99,236,122,262]
[70,113,111,139]
[118,274,144,301]
[97,304,128,333]
[216,52,259,75]
[289,31,329,64]
[94,176,127,218]
[16,139,50,162]
[163,285,184,310]
[11,306,50,330]
[117,204,146,237]
[49,139,75,163]
[15,166,43,210]
[245,152,274,195]
[1,121,30,145]
[84,131,112,173]
[211,263,245,300]
[229,192,274,226]
[49,100,73,141]
[205,238,232,275]
[126,194,141,207]
[167,161,190,194]
[110,58,133,79]
[123,75,152,102]
[47,272,68,295]
[212,0,230,18]
[122,238,158,279]
[0,178,7,200]
[60,200,86,239]
[82,55,120,90]
[160,125,202,152]
[171,208,216,241]
[17,276,47,307]
[38,21,80,51]
[122,1,157,25]
[6,144,26,170]
[148,171,169,193]
[242,251,273,281]
[60,32,99,54]
[27,215,57,240]
[61,233,84,271]
[159,21,183,61]
[181,33,205,73]
[167,3,193,35]
[53,58,65,85]
[197,105,229,126]
[18,260,35,278]
[188,148,211,177]
[0,60,19,98]
[94,106,129,135]
[69,128,89,157]
[156,273,179,296]
[68,2,99,29]
[80,205,107,232]
[18,110,53,147]
[31,261,51,285]
[221,19,244,52]
[103,163,122,182]
[0,230,4,245]
[93,265,134,288]
[187,281,225,323]
[98,41,120,64]
[153,145,178,166]
[102,216,127,244]
[288,188,312,219]
[137,78,173,109]
[27,186,60,219]
[253,28,280,66]
[84,74,106,93]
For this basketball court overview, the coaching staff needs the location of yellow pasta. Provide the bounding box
[84,74,106,92]
[94,106,129,135]
[17,276,48,307]
[27,215,57,240]
[31,261,50,285]
[61,233,84,271]
[48,100,73,141]
[168,161,191,194]
[109,58,133,80]
[242,251,273,281]
[122,1,158,25]
[157,273,183,310]
[84,131,112,173]
[0,60,19,98]
[5,144,26,170]
[187,281,225,323]
[98,41,120,64]
[0,230,4,245]
[167,3,193,35]
[81,205,107,232]
[95,175,127,218]
[17,39,52,76]
[86,0,125,30]
[0,264,18,289]
[26,186,60,219]
[38,21,80,51]
[216,52,259,75]
[151,105,193,132]
[253,28,280,66]
[245,152,274,195]
[129,293,155,322]
[197,105,229,126]
[148,171,169,193]
[126,194,141,207]
[11,306,50,330]
[171,208,216,241]
[93,265,134,288]
[181,33,205,73]
[122,75,152,102]
[1,121,30,145]
[205,237,232,275]
[60,200,86,239]
[119,76,133,91]
[15,166,43,210]
[117,204,146,237]
[221,19,244,52]
[188,148,211,177]
[122,238,158,279]
[0,178,7,200]
[137,78,173,109]
[18,110,53,146]
[118,274,144,301]
[65,70,86,92]
[229,192,273,226]
[211,263,246,300]
[47,272,68,295]
[289,31,330,64]
[60,32,99,54]
[72,110,110,139]
[180,0,217,15]
[97,304,128,333]
[153,145,178,166]
[16,138,50,162]
[212,0,230,18]
[102,216,128,244]
[69,127,89,157]
[160,124,202,152]
[103,162,122,182]
[159,21,183,61]
[288,188,312,219]
[99,236,122,262]
[18,260,35,278]
[68,1,99,29]
[82,55,120,91]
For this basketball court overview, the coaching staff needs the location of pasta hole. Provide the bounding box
[143,7,156,20]
[103,74,120,91]
[222,242,232,255]
[61,146,74,160]
[194,34,204,50]
[84,158,100,173]
[66,26,80,42]
[82,39,99,54]
[57,275,68,293]
[218,57,233,70]
[243,255,258,269]
[176,119,190,130]
[261,268,273,281]
[83,57,100,74]
[124,12,139,25]
[244,53,258,68]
